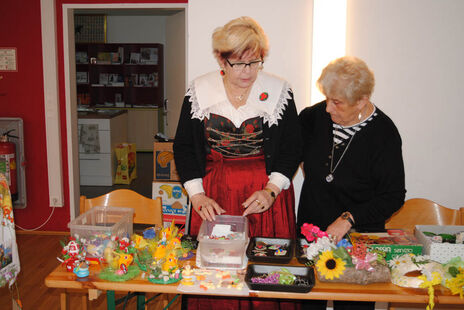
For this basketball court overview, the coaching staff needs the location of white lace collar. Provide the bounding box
[186,71,292,127]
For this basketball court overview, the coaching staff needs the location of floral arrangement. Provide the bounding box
[301,223,390,284]
[442,257,464,300]
[389,254,464,310]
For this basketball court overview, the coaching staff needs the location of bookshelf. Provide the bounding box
[75,43,164,108]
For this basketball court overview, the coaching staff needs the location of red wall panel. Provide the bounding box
[0,0,69,231]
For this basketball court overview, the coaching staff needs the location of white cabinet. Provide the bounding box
[78,111,128,186]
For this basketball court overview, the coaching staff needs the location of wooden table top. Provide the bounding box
[44,258,464,305]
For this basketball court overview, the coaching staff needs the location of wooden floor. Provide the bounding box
[0,233,181,310]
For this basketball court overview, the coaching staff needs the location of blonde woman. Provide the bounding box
[174,16,301,309]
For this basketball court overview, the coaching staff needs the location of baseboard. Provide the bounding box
[16,230,70,235]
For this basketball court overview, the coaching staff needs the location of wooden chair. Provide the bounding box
[66,189,164,310]
[79,189,163,227]
[385,198,463,310]
[385,198,462,232]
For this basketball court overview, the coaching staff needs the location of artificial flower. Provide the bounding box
[352,252,377,272]
[301,223,328,242]
[445,268,464,298]
[316,250,346,280]
[388,256,404,269]
[306,236,334,261]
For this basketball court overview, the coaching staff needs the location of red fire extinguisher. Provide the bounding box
[0,129,18,201]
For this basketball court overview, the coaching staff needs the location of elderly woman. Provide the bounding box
[174,16,301,310]
[297,56,405,310]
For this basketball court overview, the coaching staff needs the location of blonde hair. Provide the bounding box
[317,56,375,104]
[212,16,269,60]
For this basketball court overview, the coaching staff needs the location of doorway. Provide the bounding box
[62,3,187,219]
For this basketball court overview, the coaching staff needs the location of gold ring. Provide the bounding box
[255,199,261,205]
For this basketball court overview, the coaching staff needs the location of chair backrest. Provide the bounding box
[385,198,460,232]
[79,189,163,226]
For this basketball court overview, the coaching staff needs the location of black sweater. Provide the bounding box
[173,92,302,185]
[297,101,406,232]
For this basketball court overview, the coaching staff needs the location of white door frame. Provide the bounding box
[42,2,188,220]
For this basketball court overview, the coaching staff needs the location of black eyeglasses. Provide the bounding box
[226,58,263,71]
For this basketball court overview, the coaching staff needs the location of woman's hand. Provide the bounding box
[242,186,277,216]
[190,193,225,221]
[326,216,352,243]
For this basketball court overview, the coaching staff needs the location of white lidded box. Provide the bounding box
[197,215,249,269]
[415,225,464,263]
[68,206,134,258]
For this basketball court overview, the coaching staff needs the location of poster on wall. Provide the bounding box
[0,48,17,72]
[0,173,20,288]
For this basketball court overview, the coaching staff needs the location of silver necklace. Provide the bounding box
[235,94,244,101]
[326,130,356,183]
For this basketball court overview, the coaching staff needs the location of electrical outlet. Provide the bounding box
[50,196,63,207]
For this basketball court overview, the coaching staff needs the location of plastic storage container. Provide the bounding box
[197,215,249,269]
[245,264,314,293]
[246,237,294,264]
[68,206,134,257]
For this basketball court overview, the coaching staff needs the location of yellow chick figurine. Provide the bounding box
[162,252,178,272]
[118,253,134,273]
[132,234,148,249]
[154,244,167,260]
[104,240,119,269]
[167,237,181,250]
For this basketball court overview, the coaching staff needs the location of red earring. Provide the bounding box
[220,69,225,76]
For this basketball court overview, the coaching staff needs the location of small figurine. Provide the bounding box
[73,258,89,278]
[117,253,134,274]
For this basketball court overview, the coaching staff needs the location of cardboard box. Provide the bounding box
[152,181,188,227]
[415,225,464,263]
[153,142,179,181]
[349,230,423,261]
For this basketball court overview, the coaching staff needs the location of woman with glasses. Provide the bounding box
[174,16,301,309]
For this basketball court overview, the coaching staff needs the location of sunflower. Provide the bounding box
[316,250,346,280]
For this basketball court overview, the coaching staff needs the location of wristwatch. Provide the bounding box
[341,211,355,226]
[263,188,276,199]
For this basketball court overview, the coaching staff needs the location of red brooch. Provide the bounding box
[259,92,269,101]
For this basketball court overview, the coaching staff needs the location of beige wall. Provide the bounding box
[165,10,187,138]
[346,0,464,209]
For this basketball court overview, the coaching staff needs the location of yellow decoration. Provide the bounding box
[445,267,464,299]
[167,237,181,250]
[316,250,346,280]
[118,253,134,270]
[154,244,167,260]
[132,234,148,249]
[418,271,442,310]
[162,252,178,272]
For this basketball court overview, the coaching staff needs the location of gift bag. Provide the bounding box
[114,143,136,184]
[0,173,20,288]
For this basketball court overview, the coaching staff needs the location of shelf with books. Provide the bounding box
[75,43,163,108]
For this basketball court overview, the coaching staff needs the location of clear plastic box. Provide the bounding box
[197,215,249,269]
[68,206,134,257]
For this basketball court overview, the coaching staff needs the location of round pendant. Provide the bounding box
[326,174,334,183]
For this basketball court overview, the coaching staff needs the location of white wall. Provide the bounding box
[346,0,464,209]
[187,0,313,113]
[107,15,166,44]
